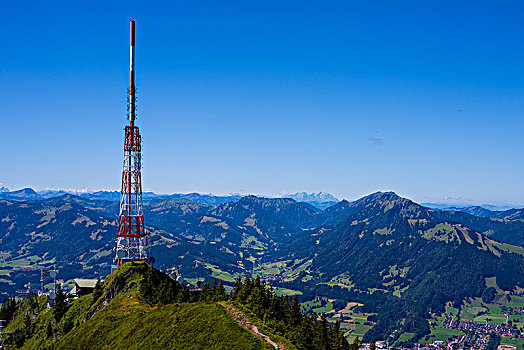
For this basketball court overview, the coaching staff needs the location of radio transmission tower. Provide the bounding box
[113,19,152,268]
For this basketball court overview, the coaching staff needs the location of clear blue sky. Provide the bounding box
[2,0,524,205]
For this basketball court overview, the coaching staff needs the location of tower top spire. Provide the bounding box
[128,19,136,126]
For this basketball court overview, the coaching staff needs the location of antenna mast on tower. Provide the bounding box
[113,18,152,269]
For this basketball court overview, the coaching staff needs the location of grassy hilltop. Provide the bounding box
[2,262,350,350]
[3,263,273,349]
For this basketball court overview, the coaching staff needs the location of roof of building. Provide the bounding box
[74,278,98,289]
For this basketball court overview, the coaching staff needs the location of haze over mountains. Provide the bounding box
[1,186,521,213]
[0,187,339,210]
[3,188,524,344]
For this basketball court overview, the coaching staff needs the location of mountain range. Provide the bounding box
[3,187,521,213]
[0,188,340,210]
[2,190,524,344]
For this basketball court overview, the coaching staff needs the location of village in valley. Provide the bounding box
[253,261,524,350]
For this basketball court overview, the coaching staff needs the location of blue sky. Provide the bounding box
[2,1,524,205]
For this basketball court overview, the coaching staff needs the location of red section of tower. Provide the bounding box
[113,19,152,267]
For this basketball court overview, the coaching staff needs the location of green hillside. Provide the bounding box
[2,262,349,350]
[55,302,273,350]
[2,263,275,349]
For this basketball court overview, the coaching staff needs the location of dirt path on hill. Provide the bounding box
[219,302,284,350]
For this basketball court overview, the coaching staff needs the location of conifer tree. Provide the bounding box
[46,321,53,339]
[53,285,68,323]
[231,276,242,300]
[200,281,213,301]
[92,278,103,302]
[0,297,17,325]
[247,285,264,316]
[254,275,262,290]
[333,320,347,349]
[291,295,301,326]
[214,280,226,301]
[320,313,329,349]
[23,313,32,338]
[350,337,360,350]
[238,275,252,302]
[295,312,313,350]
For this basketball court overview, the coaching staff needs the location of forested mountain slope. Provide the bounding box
[274,192,524,343]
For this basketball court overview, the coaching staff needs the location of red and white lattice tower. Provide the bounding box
[113,19,152,267]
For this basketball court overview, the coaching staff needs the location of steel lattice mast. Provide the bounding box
[113,18,152,268]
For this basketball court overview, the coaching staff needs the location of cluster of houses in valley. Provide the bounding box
[359,335,499,350]
[359,340,449,350]
[444,318,514,337]
[501,306,524,315]
[358,316,523,350]
[360,341,448,350]
[447,333,490,350]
